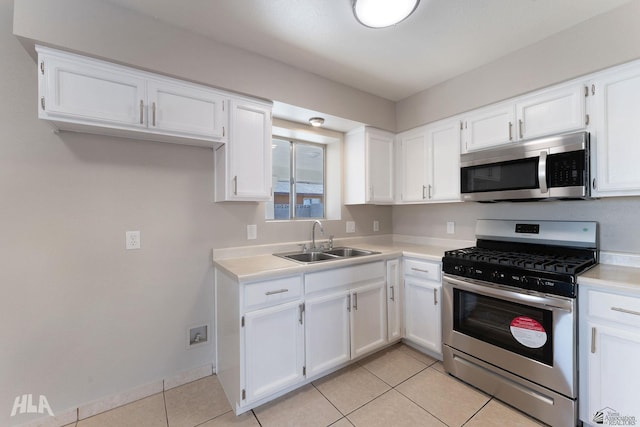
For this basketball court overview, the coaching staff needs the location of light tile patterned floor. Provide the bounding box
[69,343,545,427]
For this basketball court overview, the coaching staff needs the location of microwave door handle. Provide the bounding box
[538,151,548,194]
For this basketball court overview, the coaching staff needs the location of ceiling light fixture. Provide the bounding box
[309,117,325,127]
[352,0,420,28]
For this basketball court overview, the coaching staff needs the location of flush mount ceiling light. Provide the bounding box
[352,0,420,28]
[309,117,325,127]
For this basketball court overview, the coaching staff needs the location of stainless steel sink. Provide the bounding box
[275,247,380,264]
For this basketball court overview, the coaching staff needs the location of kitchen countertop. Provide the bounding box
[578,263,640,295]
[213,240,461,282]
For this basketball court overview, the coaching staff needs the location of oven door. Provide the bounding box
[442,274,576,398]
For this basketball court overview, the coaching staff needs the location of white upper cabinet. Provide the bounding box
[461,81,587,153]
[516,83,585,140]
[398,118,460,204]
[590,61,640,197]
[214,99,272,202]
[146,78,226,140]
[462,103,515,152]
[344,127,394,204]
[37,45,230,147]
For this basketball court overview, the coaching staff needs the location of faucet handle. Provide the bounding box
[298,243,308,253]
[328,235,334,249]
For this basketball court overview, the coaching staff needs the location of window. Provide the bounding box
[269,138,325,220]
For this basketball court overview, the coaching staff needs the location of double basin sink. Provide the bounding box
[275,247,380,264]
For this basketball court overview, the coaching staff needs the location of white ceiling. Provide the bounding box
[100,0,632,131]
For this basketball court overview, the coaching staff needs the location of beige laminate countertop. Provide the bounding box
[579,263,640,295]
[214,242,456,282]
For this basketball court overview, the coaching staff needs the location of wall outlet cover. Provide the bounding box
[373,220,380,232]
[447,222,455,234]
[346,221,356,233]
[247,224,257,240]
[126,230,140,250]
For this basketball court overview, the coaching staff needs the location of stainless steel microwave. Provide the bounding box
[460,132,590,202]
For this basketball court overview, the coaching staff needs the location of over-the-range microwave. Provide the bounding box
[460,131,590,202]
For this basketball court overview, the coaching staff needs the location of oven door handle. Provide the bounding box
[443,275,573,312]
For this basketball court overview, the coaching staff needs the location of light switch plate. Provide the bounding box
[447,222,455,234]
[346,221,356,233]
[247,224,257,240]
[373,220,380,232]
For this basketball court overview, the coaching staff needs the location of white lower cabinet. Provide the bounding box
[350,282,388,358]
[579,286,640,426]
[403,258,442,356]
[244,300,305,404]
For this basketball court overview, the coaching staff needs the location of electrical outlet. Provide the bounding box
[126,230,140,249]
[346,221,356,233]
[373,220,380,232]
[447,222,455,234]
[188,325,208,347]
[247,224,257,240]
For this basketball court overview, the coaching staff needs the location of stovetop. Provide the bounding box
[442,240,598,298]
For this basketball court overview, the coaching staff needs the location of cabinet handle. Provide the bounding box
[428,184,432,199]
[508,122,513,141]
[152,102,156,126]
[139,100,144,124]
[265,288,288,296]
[298,303,305,325]
[422,185,427,200]
[40,61,45,75]
[518,119,523,139]
[390,285,395,301]
[353,293,358,311]
[40,97,45,111]
[611,306,640,317]
[591,327,596,353]
[233,176,238,195]
[434,288,438,305]
[411,267,429,274]
[592,178,597,190]
[347,294,351,312]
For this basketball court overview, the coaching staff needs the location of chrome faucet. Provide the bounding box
[311,220,324,251]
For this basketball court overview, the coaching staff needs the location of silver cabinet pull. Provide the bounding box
[422,185,427,200]
[347,294,351,312]
[433,288,438,305]
[428,184,432,199]
[411,267,429,274]
[390,285,395,302]
[265,288,288,296]
[152,102,156,126]
[139,100,144,124]
[592,178,597,190]
[518,119,523,139]
[508,122,513,140]
[233,176,238,195]
[353,293,358,310]
[611,307,640,317]
[298,303,305,325]
[591,327,596,353]
[40,97,45,110]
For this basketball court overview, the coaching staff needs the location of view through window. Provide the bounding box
[269,139,325,220]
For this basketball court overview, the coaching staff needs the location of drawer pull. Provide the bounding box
[434,288,438,305]
[390,285,395,302]
[353,293,358,310]
[411,267,430,274]
[611,307,640,317]
[265,288,288,296]
[591,327,596,353]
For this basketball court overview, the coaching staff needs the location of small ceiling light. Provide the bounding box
[309,117,325,127]
[353,0,420,28]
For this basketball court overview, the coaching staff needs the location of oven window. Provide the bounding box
[453,289,553,365]
[461,157,538,193]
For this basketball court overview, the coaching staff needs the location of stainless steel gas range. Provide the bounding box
[441,219,598,427]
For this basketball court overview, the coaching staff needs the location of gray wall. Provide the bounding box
[1,1,391,425]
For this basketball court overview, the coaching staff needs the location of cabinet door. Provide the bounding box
[399,128,428,202]
[386,259,402,342]
[586,322,640,424]
[305,291,351,378]
[516,83,585,140]
[244,300,305,403]
[404,277,441,354]
[462,103,515,152]
[427,119,461,202]
[351,281,388,359]
[591,63,640,197]
[147,78,226,141]
[39,53,146,128]
[227,99,273,201]
[366,129,395,203]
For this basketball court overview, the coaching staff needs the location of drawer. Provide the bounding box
[305,261,385,295]
[588,289,640,327]
[403,258,441,282]
[243,275,302,311]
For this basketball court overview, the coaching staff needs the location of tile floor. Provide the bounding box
[66,343,545,427]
